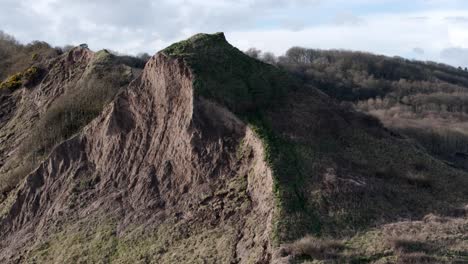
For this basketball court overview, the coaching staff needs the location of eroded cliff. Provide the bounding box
[0,33,466,263]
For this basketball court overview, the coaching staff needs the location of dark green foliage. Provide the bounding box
[248,114,322,241]
[163,33,297,114]
[22,66,43,86]
[116,54,148,69]
[391,239,432,254]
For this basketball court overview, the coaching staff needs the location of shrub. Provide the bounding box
[0,66,44,91]
[30,74,121,152]
[22,66,42,86]
[0,72,23,90]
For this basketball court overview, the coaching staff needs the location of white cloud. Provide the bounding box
[0,0,468,67]
[332,12,366,26]
[441,47,468,67]
[227,10,468,67]
[413,47,425,55]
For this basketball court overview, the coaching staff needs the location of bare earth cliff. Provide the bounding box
[0,33,467,263]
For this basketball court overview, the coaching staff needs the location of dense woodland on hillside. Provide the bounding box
[247,47,468,170]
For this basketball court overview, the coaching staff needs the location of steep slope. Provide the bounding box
[0,47,136,201]
[0,33,466,263]
[0,37,277,263]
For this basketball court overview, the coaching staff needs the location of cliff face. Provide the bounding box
[0,47,92,175]
[0,46,276,263]
[0,33,467,263]
[0,47,135,200]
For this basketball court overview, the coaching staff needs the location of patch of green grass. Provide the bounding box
[247,115,322,242]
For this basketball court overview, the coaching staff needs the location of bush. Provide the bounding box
[0,66,44,91]
[22,66,43,86]
[0,72,23,90]
[30,73,122,153]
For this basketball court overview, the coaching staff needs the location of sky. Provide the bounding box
[2,0,468,67]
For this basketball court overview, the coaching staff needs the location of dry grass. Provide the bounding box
[396,252,437,264]
[390,238,432,254]
[283,235,345,260]
[403,172,432,188]
[391,239,437,264]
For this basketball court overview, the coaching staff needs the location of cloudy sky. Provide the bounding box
[2,0,468,67]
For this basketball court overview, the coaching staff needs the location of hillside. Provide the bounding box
[0,46,144,202]
[0,33,467,263]
[269,47,468,171]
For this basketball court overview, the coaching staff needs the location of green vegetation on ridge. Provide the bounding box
[163,33,297,114]
[163,33,468,245]
[164,33,321,241]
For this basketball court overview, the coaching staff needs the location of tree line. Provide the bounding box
[246,46,468,170]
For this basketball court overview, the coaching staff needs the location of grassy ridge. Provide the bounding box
[162,33,468,244]
[164,33,319,242]
[163,33,296,114]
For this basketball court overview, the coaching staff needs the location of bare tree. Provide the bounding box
[262,52,277,65]
[245,48,262,59]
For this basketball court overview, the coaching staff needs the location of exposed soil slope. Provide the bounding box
[0,47,135,199]
[0,33,466,263]
[0,39,276,263]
